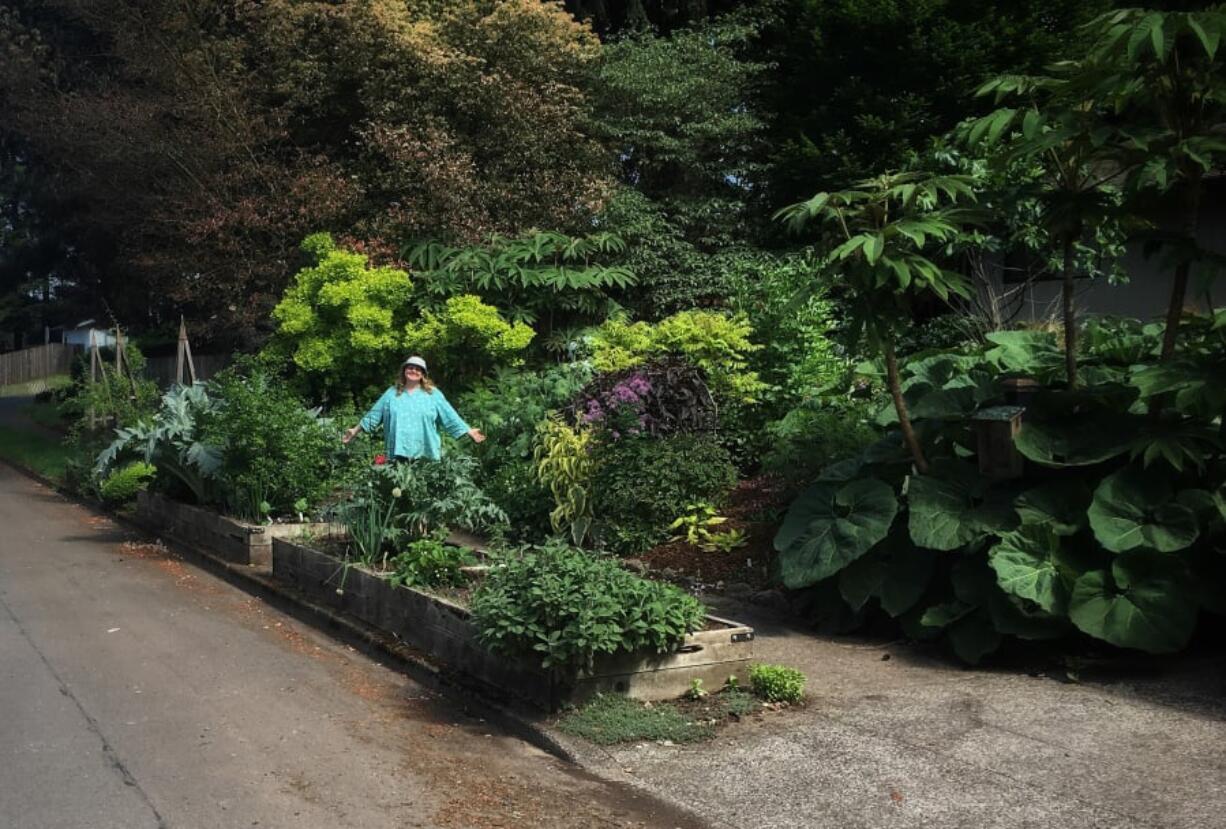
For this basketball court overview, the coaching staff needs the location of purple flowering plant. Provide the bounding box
[571,359,717,443]
[580,371,654,439]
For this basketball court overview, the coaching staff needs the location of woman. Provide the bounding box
[342,356,485,460]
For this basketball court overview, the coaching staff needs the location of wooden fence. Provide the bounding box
[142,353,230,387]
[0,343,81,387]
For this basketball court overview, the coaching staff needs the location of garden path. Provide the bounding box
[554,596,1226,829]
[0,462,704,829]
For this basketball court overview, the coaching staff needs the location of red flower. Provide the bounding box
[374,453,387,466]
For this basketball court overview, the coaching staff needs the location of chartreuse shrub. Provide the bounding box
[402,294,534,387]
[470,542,706,673]
[99,461,156,504]
[268,233,415,400]
[773,315,1226,663]
[591,433,738,554]
[749,664,806,704]
[589,310,766,402]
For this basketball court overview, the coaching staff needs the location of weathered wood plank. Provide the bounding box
[271,538,754,710]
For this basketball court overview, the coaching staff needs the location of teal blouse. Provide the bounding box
[359,386,470,461]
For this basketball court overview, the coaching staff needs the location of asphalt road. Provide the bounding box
[0,462,704,829]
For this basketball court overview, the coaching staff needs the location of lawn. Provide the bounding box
[0,426,72,484]
[0,374,72,397]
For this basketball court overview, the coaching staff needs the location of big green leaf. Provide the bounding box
[908,460,1018,551]
[984,330,1063,378]
[1014,387,1139,467]
[774,478,898,589]
[948,609,1004,665]
[1087,467,1199,553]
[1068,552,1198,653]
[1013,480,1092,535]
[988,525,1087,614]
[838,534,935,617]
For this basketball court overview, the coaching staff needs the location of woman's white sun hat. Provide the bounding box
[402,355,428,374]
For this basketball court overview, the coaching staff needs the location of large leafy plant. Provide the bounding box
[774,325,1226,661]
[200,364,346,520]
[403,231,634,334]
[95,384,221,504]
[776,171,982,473]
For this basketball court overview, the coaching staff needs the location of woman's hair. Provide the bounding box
[395,366,435,396]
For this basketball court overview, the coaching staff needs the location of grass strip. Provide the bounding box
[0,425,72,483]
[0,374,72,398]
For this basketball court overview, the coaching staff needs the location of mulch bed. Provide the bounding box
[637,475,791,591]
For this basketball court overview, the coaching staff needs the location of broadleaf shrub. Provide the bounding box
[773,318,1226,662]
[201,365,345,520]
[591,433,738,554]
[470,543,706,673]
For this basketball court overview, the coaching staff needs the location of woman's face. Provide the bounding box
[403,365,424,384]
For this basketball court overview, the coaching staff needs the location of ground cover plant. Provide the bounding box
[557,687,760,746]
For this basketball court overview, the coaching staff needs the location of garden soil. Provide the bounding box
[0,461,704,829]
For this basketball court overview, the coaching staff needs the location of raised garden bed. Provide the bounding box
[272,537,755,710]
[134,491,338,568]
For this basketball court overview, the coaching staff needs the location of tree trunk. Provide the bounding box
[884,338,928,474]
[1061,237,1077,389]
[1161,174,1204,361]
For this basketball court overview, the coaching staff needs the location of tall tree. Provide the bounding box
[777,173,982,473]
[1076,7,1226,359]
[0,0,611,343]
[760,0,1116,205]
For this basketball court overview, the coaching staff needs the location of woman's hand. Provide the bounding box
[467,428,486,444]
[342,426,361,445]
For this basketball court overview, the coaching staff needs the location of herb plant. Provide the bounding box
[749,664,806,704]
[470,543,706,673]
[388,534,475,589]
